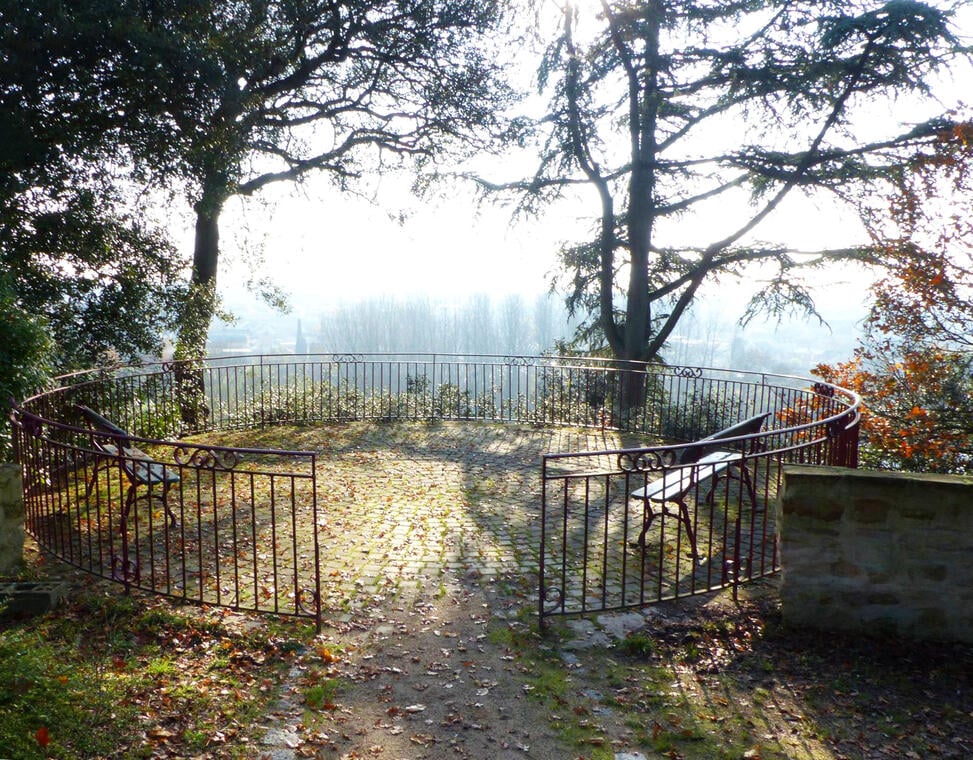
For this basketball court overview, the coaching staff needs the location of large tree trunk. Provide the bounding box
[178,199,221,356]
[607,2,662,422]
[613,357,648,429]
[174,194,223,431]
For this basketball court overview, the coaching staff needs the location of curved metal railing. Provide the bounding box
[10,354,859,628]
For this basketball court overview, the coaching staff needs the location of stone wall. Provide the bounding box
[777,464,973,644]
[0,464,24,575]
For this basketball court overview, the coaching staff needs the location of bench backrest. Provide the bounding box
[75,404,133,446]
[677,411,770,464]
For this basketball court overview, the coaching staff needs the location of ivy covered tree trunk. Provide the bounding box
[101,0,512,428]
[174,195,223,430]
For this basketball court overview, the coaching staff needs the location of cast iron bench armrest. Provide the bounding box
[76,405,169,475]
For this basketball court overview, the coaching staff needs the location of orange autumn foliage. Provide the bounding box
[815,348,971,474]
[860,114,973,353]
[826,110,973,473]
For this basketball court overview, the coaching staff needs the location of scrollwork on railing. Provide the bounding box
[503,356,532,367]
[670,365,704,379]
[617,448,675,473]
[541,584,564,615]
[295,587,320,618]
[111,554,139,584]
[174,445,241,470]
[332,353,364,363]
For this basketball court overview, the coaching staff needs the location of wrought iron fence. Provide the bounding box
[12,405,319,625]
[538,403,858,624]
[11,354,859,629]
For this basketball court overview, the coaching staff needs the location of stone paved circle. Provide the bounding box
[300,421,633,609]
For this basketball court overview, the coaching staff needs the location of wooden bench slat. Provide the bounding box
[75,404,179,527]
[93,441,179,486]
[627,412,768,565]
[630,450,741,503]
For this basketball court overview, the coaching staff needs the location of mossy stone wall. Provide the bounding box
[777,465,973,644]
[0,464,24,575]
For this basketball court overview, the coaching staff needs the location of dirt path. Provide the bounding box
[258,579,577,759]
[19,420,970,759]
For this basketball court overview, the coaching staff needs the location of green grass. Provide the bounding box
[487,612,618,757]
[303,677,342,710]
[489,597,840,760]
[618,630,656,657]
[0,584,307,759]
[0,626,134,759]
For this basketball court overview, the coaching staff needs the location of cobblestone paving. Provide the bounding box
[307,422,635,609]
[247,422,649,760]
[221,422,778,759]
[192,421,773,622]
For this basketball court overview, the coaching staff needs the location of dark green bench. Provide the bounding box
[76,405,179,528]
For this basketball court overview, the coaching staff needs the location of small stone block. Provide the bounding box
[0,581,71,615]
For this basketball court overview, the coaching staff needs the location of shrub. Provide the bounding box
[1,283,53,460]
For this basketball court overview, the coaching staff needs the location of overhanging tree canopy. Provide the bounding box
[815,116,973,474]
[853,117,973,351]
[491,0,970,386]
[111,0,516,359]
[0,0,187,370]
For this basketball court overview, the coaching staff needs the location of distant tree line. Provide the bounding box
[309,293,578,356]
[303,293,826,372]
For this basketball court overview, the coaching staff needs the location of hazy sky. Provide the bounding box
[200,3,971,330]
[210,164,872,333]
[215,173,576,305]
